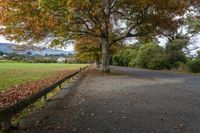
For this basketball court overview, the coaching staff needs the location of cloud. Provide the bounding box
[0,36,13,43]
[0,35,74,51]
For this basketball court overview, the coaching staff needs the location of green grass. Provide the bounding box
[0,62,86,92]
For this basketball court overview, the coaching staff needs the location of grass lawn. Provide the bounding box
[0,62,87,92]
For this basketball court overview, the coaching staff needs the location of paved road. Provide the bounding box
[12,66,200,133]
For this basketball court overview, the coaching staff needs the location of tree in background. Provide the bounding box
[113,42,166,69]
[75,36,122,67]
[75,36,101,67]
[187,58,200,73]
[113,49,133,66]
[1,0,198,72]
[134,42,166,69]
[186,16,200,35]
[165,39,188,69]
[196,51,200,59]
[113,45,138,67]
[187,50,200,73]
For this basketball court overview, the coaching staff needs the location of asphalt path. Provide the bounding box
[11,66,200,133]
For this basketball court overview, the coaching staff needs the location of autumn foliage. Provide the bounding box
[0,0,199,71]
[75,36,101,63]
[0,70,75,108]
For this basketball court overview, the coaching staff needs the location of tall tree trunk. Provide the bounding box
[101,38,110,72]
[96,54,100,68]
[94,53,100,68]
[95,59,100,68]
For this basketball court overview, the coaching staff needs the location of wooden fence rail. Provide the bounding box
[0,66,88,130]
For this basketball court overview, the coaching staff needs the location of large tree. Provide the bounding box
[75,35,122,67]
[0,0,198,72]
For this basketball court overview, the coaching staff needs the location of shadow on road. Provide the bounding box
[10,67,200,133]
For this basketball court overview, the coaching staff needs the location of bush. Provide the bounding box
[112,54,120,66]
[134,42,166,69]
[31,57,57,63]
[121,49,137,66]
[113,48,138,67]
[187,59,200,73]
[112,46,138,66]
[128,49,138,67]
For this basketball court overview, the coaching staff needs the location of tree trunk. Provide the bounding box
[95,54,100,68]
[101,38,110,72]
[95,59,100,68]
[94,54,100,68]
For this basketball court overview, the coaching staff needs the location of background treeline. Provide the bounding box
[0,52,70,63]
[112,40,200,73]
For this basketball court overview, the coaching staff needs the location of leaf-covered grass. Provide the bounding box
[0,63,86,92]
[12,87,60,127]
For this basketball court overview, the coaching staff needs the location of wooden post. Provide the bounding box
[1,117,11,131]
[44,94,47,101]
[0,70,82,130]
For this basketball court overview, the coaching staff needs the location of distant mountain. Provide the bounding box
[0,43,74,55]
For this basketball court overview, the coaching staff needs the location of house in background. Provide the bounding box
[57,57,66,63]
[0,54,7,60]
[66,57,77,63]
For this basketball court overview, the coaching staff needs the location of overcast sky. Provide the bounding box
[0,36,11,43]
[0,35,199,54]
[0,35,74,51]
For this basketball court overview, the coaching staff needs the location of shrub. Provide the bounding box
[112,49,137,67]
[187,59,200,73]
[121,49,136,66]
[134,42,166,69]
[112,54,119,66]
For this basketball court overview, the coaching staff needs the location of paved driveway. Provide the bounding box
[12,66,200,133]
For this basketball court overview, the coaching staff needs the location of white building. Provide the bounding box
[57,57,66,63]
